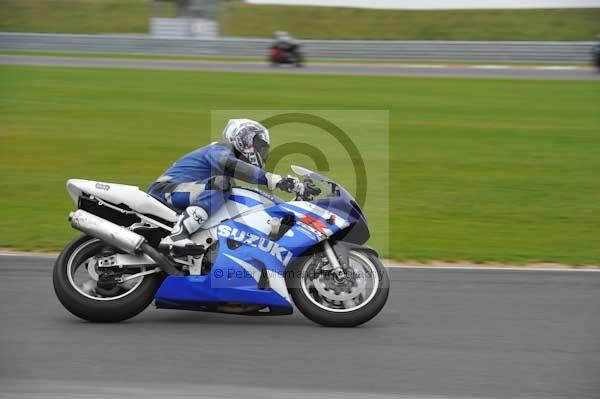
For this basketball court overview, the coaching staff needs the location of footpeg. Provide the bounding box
[160,243,205,257]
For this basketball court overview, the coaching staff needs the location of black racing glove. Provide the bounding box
[276,176,303,194]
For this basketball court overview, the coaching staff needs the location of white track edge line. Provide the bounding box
[385,264,600,272]
[0,252,598,272]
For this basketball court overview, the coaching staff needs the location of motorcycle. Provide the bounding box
[269,45,303,67]
[593,41,600,72]
[53,165,389,327]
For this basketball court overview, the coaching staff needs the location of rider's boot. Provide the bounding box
[159,206,207,255]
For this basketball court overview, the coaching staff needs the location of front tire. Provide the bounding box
[53,235,163,322]
[287,249,389,327]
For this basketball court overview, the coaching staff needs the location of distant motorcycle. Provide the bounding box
[269,45,304,67]
[53,165,389,327]
[593,40,600,72]
[269,31,303,67]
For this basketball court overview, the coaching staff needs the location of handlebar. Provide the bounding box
[296,179,321,201]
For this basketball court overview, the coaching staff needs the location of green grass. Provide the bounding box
[0,0,174,34]
[1,66,599,264]
[221,4,600,41]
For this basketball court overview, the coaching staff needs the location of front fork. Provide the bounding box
[322,240,347,280]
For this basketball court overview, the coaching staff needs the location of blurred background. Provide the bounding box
[2,5,600,399]
[0,0,598,40]
[1,0,599,265]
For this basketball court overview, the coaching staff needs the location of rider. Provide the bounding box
[273,31,298,53]
[148,119,303,251]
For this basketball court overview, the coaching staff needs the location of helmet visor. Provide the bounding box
[253,135,270,164]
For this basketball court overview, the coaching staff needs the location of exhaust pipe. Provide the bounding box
[70,209,145,254]
[69,209,181,275]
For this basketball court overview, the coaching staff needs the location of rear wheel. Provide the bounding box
[287,249,389,327]
[53,235,163,322]
[293,54,304,67]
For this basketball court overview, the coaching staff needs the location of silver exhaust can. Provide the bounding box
[69,209,145,254]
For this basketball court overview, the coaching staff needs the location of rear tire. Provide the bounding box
[287,249,389,327]
[53,235,163,322]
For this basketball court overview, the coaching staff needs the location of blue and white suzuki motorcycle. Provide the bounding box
[53,166,389,327]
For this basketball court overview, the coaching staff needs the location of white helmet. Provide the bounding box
[222,119,270,168]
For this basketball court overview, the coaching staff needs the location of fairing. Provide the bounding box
[66,179,178,223]
[155,166,370,314]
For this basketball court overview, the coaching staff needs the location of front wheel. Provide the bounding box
[53,235,163,322]
[287,248,389,327]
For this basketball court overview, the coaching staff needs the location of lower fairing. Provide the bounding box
[154,274,294,315]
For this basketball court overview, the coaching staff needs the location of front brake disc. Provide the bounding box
[312,274,366,301]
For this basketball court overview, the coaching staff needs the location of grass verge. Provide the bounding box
[221,4,600,41]
[0,0,173,34]
[1,1,599,40]
[1,66,599,264]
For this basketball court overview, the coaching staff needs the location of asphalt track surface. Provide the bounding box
[1,55,599,80]
[1,254,599,398]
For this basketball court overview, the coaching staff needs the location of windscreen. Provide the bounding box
[291,165,357,204]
